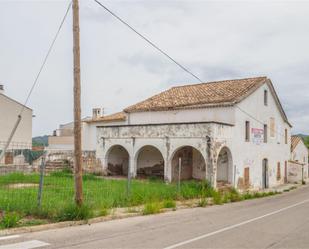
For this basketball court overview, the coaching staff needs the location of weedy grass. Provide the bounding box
[56,204,93,222]
[212,191,223,205]
[0,211,21,229]
[197,198,208,207]
[0,172,285,226]
[142,202,162,215]
[98,207,110,217]
[162,199,176,209]
[0,172,211,223]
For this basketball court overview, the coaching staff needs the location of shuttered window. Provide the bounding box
[277,162,281,180]
[264,90,268,106]
[264,124,268,143]
[270,117,275,138]
[245,121,250,142]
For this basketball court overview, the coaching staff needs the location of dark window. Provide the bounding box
[277,162,281,180]
[285,129,288,144]
[245,121,250,142]
[264,90,268,106]
[264,124,268,143]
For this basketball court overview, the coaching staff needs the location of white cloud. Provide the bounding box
[0,0,308,135]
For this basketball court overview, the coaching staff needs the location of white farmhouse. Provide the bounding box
[93,77,291,190]
[0,85,32,164]
[288,136,309,183]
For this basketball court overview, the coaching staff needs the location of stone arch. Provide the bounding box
[134,145,165,179]
[216,146,233,185]
[105,145,129,176]
[169,145,207,181]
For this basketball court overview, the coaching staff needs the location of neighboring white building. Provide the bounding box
[94,77,292,189]
[47,111,125,152]
[288,136,309,182]
[0,85,33,164]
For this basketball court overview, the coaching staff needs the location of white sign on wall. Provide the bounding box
[251,128,264,145]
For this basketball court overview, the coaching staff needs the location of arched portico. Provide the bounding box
[216,146,233,186]
[134,145,164,179]
[169,146,207,181]
[105,145,129,176]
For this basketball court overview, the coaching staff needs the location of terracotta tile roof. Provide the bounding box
[291,135,303,152]
[86,112,126,123]
[124,77,267,113]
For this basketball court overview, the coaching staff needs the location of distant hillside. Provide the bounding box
[295,134,308,139]
[32,135,49,147]
[295,134,309,149]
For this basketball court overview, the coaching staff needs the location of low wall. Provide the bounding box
[44,150,104,175]
[0,164,38,175]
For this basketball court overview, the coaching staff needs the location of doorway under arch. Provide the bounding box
[106,145,129,176]
[135,145,164,179]
[216,147,233,185]
[170,146,206,181]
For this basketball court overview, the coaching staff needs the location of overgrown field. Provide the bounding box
[0,172,212,223]
[0,171,281,229]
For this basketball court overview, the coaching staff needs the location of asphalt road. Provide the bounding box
[1,185,309,249]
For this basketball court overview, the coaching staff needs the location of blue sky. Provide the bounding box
[1,0,308,136]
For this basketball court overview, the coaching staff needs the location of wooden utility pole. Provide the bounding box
[72,0,83,206]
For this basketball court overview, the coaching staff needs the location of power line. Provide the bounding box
[93,0,204,83]
[93,0,289,141]
[19,0,72,115]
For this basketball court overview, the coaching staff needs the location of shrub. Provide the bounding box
[56,204,93,221]
[302,180,306,185]
[0,212,21,228]
[143,202,161,215]
[242,192,254,200]
[230,192,243,202]
[212,191,223,205]
[222,193,230,203]
[253,192,263,198]
[162,199,176,209]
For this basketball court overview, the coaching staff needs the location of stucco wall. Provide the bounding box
[288,161,304,183]
[291,141,308,179]
[0,94,32,150]
[127,107,235,126]
[48,136,74,151]
[136,146,163,169]
[97,123,214,181]
[215,83,291,189]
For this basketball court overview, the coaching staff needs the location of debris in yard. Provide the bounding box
[137,164,164,178]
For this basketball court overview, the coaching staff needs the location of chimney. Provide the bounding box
[0,85,4,94]
[92,108,103,119]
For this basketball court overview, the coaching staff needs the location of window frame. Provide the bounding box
[264,124,268,143]
[245,121,250,142]
[264,90,268,106]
